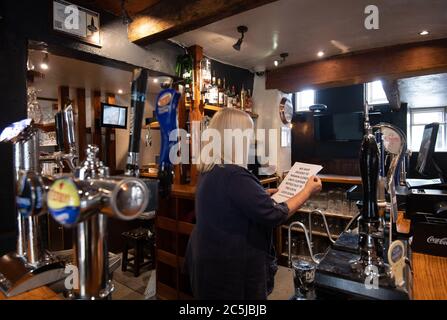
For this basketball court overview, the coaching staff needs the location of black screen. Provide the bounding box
[416,123,439,176]
[314,112,363,141]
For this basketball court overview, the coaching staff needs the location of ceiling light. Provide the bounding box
[121,0,133,25]
[117,89,123,94]
[40,52,49,70]
[233,25,248,51]
[274,53,289,67]
[153,78,159,83]
[317,51,325,58]
[419,30,429,36]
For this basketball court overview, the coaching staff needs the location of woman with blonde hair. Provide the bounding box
[185,108,321,300]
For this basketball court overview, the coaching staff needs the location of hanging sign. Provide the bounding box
[53,0,101,47]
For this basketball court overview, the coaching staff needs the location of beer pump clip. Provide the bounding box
[155,88,180,197]
[0,119,65,297]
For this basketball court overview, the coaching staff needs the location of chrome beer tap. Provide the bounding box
[0,119,65,297]
[47,145,150,300]
[40,103,78,172]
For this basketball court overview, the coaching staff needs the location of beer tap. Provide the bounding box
[39,102,78,172]
[0,119,65,297]
[47,145,150,299]
[351,103,385,277]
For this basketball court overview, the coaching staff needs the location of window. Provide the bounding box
[365,80,388,105]
[295,89,315,111]
[408,107,447,152]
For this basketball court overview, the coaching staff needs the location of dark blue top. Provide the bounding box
[185,164,289,300]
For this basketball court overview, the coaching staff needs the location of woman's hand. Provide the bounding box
[304,176,322,196]
[265,188,278,196]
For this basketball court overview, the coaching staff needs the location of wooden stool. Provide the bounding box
[121,227,155,277]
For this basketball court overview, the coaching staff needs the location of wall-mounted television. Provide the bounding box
[100,103,128,129]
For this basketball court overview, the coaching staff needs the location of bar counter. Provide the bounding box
[0,286,60,300]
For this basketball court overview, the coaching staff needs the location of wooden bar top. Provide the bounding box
[0,286,60,300]
[413,253,447,300]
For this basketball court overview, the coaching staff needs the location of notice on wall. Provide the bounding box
[271,162,323,203]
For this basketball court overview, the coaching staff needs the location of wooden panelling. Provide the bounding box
[128,0,279,45]
[267,38,447,93]
[91,90,102,154]
[76,88,87,161]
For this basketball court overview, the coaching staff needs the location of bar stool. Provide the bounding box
[121,227,155,277]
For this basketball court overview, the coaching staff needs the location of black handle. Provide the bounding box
[128,68,149,154]
[54,111,65,152]
[359,133,379,220]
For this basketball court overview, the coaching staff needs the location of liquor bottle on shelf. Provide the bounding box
[240,85,247,111]
[208,73,218,105]
[223,78,228,107]
[217,78,225,107]
[245,89,253,113]
[185,84,192,108]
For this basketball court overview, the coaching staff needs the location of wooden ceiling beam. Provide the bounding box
[128,0,278,45]
[266,38,447,93]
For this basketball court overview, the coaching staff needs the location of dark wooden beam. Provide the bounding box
[58,86,70,111]
[266,38,447,93]
[128,0,278,45]
[105,93,116,174]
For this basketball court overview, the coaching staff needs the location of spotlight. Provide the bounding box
[317,51,325,57]
[40,52,49,70]
[121,0,133,25]
[419,30,429,36]
[274,53,289,67]
[233,26,248,51]
[153,78,159,83]
[117,89,123,94]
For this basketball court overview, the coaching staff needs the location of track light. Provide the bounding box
[121,0,133,25]
[274,52,289,67]
[40,52,49,70]
[233,26,248,51]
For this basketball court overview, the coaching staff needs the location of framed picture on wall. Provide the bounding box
[281,126,291,147]
[53,0,101,47]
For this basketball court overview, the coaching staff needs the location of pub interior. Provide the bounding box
[0,0,446,302]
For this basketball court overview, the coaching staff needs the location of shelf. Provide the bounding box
[295,208,354,220]
[143,122,160,130]
[317,174,361,184]
[204,104,258,119]
[281,225,339,239]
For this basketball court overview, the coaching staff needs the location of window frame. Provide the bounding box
[408,106,447,152]
[364,81,389,106]
[294,89,316,112]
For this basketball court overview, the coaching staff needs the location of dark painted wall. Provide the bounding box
[291,84,407,175]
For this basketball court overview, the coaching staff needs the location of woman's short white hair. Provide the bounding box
[197,108,254,173]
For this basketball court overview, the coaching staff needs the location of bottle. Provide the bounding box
[245,89,253,113]
[240,85,246,111]
[217,78,224,107]
[223,78,229,108]
[209,73,218,105]
[185,84,192,107]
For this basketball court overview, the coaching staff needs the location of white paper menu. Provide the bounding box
[271,162,323,203]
